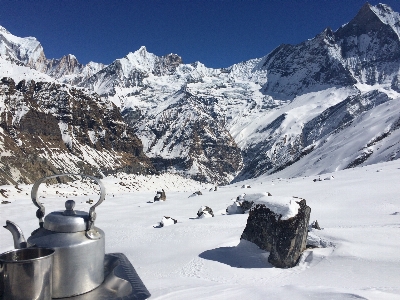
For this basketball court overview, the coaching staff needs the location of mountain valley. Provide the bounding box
[1,3,400,184]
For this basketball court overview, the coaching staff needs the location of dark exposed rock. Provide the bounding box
[241,199,311,268]
[345,150,373,169]
[226,198,253,214]
[153,53,183,76]
[311,220,321,230]
[0,189,8,198]
[241,204,277,252]
[240,200,253,212]
[188,191,203,198]
[121,107,142,126]
[154,189,166,201]
[0,78,155,184]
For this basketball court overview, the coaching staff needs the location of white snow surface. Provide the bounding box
[370,3,400,39]
[0,25,43,65]
[0,56,54,83]
[1,160,400,299]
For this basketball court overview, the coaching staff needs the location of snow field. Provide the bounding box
[0,161,400,299]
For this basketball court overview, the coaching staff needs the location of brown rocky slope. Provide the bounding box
[0,77,155,185]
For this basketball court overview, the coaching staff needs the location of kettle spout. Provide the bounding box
[3,220,27,249]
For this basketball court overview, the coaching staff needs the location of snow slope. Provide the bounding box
[0,25,44,68]
[1,160,399,299]
[0,56,54,82]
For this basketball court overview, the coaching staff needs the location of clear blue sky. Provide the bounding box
[1,0,400,68]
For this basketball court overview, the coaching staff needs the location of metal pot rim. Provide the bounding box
[0,247,55,264]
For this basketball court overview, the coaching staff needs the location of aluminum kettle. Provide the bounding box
[4,174,106,298]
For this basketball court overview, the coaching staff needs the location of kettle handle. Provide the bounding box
[31,174,105,232]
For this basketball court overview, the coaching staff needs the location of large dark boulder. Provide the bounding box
[241,196,311,268]
[268,199,311,268]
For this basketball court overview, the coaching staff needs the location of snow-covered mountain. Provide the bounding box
[0,25,105,84]
[1,2,400,184]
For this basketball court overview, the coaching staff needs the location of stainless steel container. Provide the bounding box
[3,174,106,299]
[27,226,105,298]
[0,247,55,300]
[28,174,106,298]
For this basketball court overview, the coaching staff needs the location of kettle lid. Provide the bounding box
[44,200,88,233]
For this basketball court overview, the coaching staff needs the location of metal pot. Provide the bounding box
[0,247,55,300]
[4,174,106,298]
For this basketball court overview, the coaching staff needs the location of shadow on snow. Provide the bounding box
[199,240,273,269]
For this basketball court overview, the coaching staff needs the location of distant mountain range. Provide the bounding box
[1,2,400,185]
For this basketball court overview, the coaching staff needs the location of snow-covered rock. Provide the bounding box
[241,197,311,268]
[160,216,177,227]
[226,201,244,214]
[197,206,214,218]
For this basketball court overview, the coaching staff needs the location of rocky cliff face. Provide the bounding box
[0,77,154,185]
[336,3,400,86]
[259,28,357,100]
[134,90,243,184]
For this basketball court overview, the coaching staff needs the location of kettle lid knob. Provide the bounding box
[64,200,76,216]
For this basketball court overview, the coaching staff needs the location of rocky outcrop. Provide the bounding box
[336,3,400,86]
[197,206,214,218]
[259,29,356,100]
[0,77,155,184]
[241,197,311,268]
[189,191,203,198]
[152,53,182,76]
[268,199,311,268]
[303,90,390,147]
[133,91,243,184]
[226,201,244,214]
[154,189,166,201]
